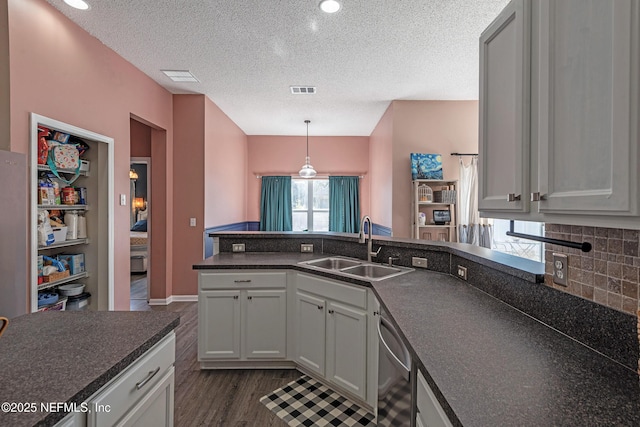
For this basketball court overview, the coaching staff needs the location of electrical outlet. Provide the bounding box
[189,217,196,227]
[553,253,568,286]
[412,257,428,268]
[301,244,314,253]
[457,265,468,281]
[232,243,245,253]
[120,194,126,206]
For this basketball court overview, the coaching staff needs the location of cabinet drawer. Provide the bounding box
[416,370,452,427]
[88,332,175,426]
[296,273,366,309]
[199,271,286,289]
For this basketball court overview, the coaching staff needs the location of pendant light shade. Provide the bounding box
[299,120,317,178]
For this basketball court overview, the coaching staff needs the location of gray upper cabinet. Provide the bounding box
[537,0,637,216]
[478,0,531,213]
[479,0,640,228]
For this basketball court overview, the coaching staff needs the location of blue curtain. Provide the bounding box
[259,176,292,231]
[329,176,360,233]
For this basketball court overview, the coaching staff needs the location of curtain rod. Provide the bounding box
[255,173,365,179]
[450,153,478,156]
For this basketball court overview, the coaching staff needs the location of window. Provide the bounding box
[490,219,545,262]
[292,179,329,231]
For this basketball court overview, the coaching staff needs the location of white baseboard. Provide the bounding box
[148,295,198,305]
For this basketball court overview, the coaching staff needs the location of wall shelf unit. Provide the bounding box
[30,113,114,313]
[412,180,458,242]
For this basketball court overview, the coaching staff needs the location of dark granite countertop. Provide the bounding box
[194,252,640,426]
[0,311,180,427]
[207,231,545,283]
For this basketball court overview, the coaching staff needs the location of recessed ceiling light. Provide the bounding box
[63,0,90,10]
[319,0,341,13]
[161,70,199,83]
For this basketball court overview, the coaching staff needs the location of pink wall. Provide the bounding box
[204,97,248,228]
[390,100,479,237]
[8,0,174,309]
[0,0,8,150]
[172,95,206,296]
[369,104,394,229]
[130,119,152,158]
[247,135,370,222]
[171,95,247,296]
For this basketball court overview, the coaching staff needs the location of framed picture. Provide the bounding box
[433,210,451,225]
[410,153,443,180]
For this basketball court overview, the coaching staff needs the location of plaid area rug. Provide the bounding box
[260,375,375,427]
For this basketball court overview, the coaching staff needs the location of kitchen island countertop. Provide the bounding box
[0,311,180,427]
[195,252,640,426]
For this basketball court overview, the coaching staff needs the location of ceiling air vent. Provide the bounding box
[161,70,199,82]
[290,86,316,94]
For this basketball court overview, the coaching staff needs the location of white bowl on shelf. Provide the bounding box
[58,283,85,296]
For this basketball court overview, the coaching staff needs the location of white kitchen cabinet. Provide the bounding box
[415,370,452,427]
[479,0,640,227]
[88,332,175,427]
[295,291,327,375]
[198,271,287,363]
[478,0,531,213]
[244,289,287,359]
[326,301,367,400]
[295,273,369,401]
[199,290,241,359]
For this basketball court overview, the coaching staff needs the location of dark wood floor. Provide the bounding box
[149,301,300,426]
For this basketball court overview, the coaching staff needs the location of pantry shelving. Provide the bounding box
[30,113,115,312]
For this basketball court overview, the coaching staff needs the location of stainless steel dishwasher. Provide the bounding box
[377,308,412,426]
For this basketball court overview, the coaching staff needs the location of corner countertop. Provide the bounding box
[0,311,180,427]
[194,252,640,426]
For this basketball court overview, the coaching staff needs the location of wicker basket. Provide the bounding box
[43,270,70,283]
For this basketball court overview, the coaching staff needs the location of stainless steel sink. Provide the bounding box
[304,257,362,270]
[340,264,403,279]
[299,257,413,281]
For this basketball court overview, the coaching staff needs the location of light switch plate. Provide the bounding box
[189,218,196,227]
[301,244,314,253]
[232,243,245,253]
[553,253,568,286]
[120,194,126,206]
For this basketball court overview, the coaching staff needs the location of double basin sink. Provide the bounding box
[299,256,413,281]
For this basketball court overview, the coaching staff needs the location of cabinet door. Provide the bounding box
[295,292,326,375]
[243,289,287,359]
[326,301,367,400]
[479,0,531,212]
[198,290,241,359]
[537,0,638,215]
[119,367,174,427]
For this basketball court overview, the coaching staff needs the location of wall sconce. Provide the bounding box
[129,169,139,180]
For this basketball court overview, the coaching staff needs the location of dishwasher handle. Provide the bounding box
[378,316,410,379]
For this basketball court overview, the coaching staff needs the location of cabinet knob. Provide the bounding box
[233,295,239,300]
[507,193,521,202]
[317,305,323,310]
[530,192,546,202]
[328,309,334,314]
[373,310,380,316]
[247,296,252,300]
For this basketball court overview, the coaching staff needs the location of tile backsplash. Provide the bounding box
[544,225,640,316]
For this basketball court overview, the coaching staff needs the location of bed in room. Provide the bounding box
[130,210,148,273]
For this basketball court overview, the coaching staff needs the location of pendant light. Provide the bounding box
[299,119,317,178]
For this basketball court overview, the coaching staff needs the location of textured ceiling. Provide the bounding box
[46,0,509,136]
